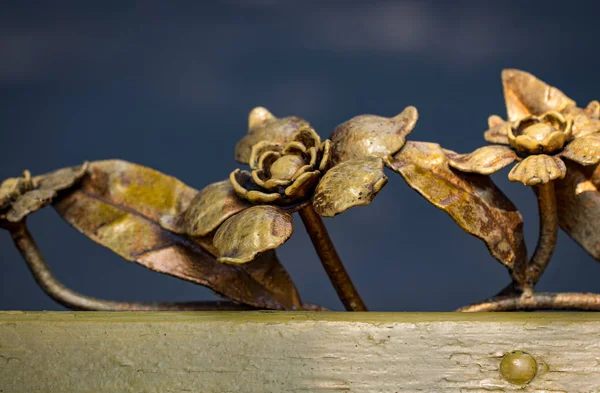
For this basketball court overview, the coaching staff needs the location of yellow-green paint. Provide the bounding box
[2,312,599,392]
[2,311,600,323]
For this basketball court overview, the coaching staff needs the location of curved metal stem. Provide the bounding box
[6,221,254,311]
[457,292,600,312]
[526,181,558,288]
[488,181,560,303]
[298,204,367,311]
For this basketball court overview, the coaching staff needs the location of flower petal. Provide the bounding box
[284,170,320,199]
[540,111,570,131]
[159,180,252,237]
[235,107,311,164]
[291,164,313,181]
[230,169,253,198]
[508,155,566,186]
[282,141,307,155]
[483,119,510,145]
[574,118,600,139]
[307,146,318,167]
[249,141,283,170]
[501,69,576,121]
[555,161,600,261]
[565,106,600,138]
[258,151,281,173]
[488,114,505,128]
[251,170,267,188]
[292,126,321,149]
[312,158,387,217]
[444,145,517,175]
[560,132,600,166]
[329,106,418,165]
[586,100,600,118]
[246,190,282,204]
[263,178,292,190]
[319,140,331,171]
[214,205,293,264]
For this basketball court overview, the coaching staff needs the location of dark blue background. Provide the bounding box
[2,1,599,311]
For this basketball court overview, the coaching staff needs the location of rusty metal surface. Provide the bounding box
[388,141,527,271]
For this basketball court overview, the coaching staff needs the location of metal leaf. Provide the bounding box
[501,69,576,121]
[159,180,252,237]
[388,141,527,269]
[329,106,418,165]
[444,145,517,175]
[213,205,294,264]
[555,161,600,261]
[53,160,302,310]
[560,132,600,166]
[312,158,388,217]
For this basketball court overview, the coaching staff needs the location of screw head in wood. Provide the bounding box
[500,350,538,385]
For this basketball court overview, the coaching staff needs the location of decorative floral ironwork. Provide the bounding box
[440,69,600,311]
[158,106,418,310]
[160,106,419,265]
[2,68,600,313]
[444,109,599,186]
[387,69,600,313]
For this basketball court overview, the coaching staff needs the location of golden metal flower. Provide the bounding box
[0,163,88,223]
[444,70,600,186]
[230,126,329,205]
[160,106,419,264]
[507,112,572,155]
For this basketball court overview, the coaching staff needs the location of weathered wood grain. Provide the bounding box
[0,312,599,392]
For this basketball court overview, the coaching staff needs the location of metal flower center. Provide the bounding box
[269,155,305,180]
[508,113,572,155]
[520,123,557,142]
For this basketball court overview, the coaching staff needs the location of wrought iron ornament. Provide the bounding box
[2,69,599,311]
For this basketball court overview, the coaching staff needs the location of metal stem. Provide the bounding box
[457,292,600,312]
[7,221,253,311]
[490,181,560,300]
[527,181,558,288]
[298,204,367,311]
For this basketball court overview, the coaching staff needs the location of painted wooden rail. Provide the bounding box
[0,312,599,392]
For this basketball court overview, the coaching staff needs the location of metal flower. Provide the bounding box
[1,163,88,223]
[444,72,600,186]
[507,112,572,155]
[230,126,329,205]
[160,106,419,264]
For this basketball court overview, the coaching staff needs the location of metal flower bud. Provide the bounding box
[507,112,573,155]
[0,163,88,223]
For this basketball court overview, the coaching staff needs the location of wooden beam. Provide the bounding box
[1,312,599,392]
